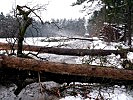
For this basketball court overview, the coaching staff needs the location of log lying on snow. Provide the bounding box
[0,42,129,56]
[1,55,133,83]
[68,37,97,41]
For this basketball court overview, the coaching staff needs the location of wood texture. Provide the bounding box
[1,55,133,81]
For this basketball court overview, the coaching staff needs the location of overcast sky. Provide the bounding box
[0,0,85,21]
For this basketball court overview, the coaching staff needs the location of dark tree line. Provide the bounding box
[0,12,19,38]
[0,12,86,38]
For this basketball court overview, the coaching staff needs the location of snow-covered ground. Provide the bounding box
[0,36,133,100]
[0,82,133,100]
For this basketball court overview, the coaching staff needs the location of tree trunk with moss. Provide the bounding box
[17,19,32,56]
[16,5,32,57]
[17,36,24,56]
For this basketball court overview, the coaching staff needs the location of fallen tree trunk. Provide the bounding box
[68,37,97,41]
[1,55,133,82]
[0,42,129,57]
[24,46,127,57]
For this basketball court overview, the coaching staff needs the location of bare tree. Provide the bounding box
[16,5,44,57]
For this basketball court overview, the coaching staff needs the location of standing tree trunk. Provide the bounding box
[17,18,32,57]
[126,0,132,46]
[16,5,32,57]
[17,36,24,56]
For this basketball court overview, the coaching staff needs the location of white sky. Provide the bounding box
[0,0,85,21]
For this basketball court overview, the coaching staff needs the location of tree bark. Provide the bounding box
[126,0,132,46]
[17,36,24,56]
[16,5,32,56]
[1,55,133,82]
